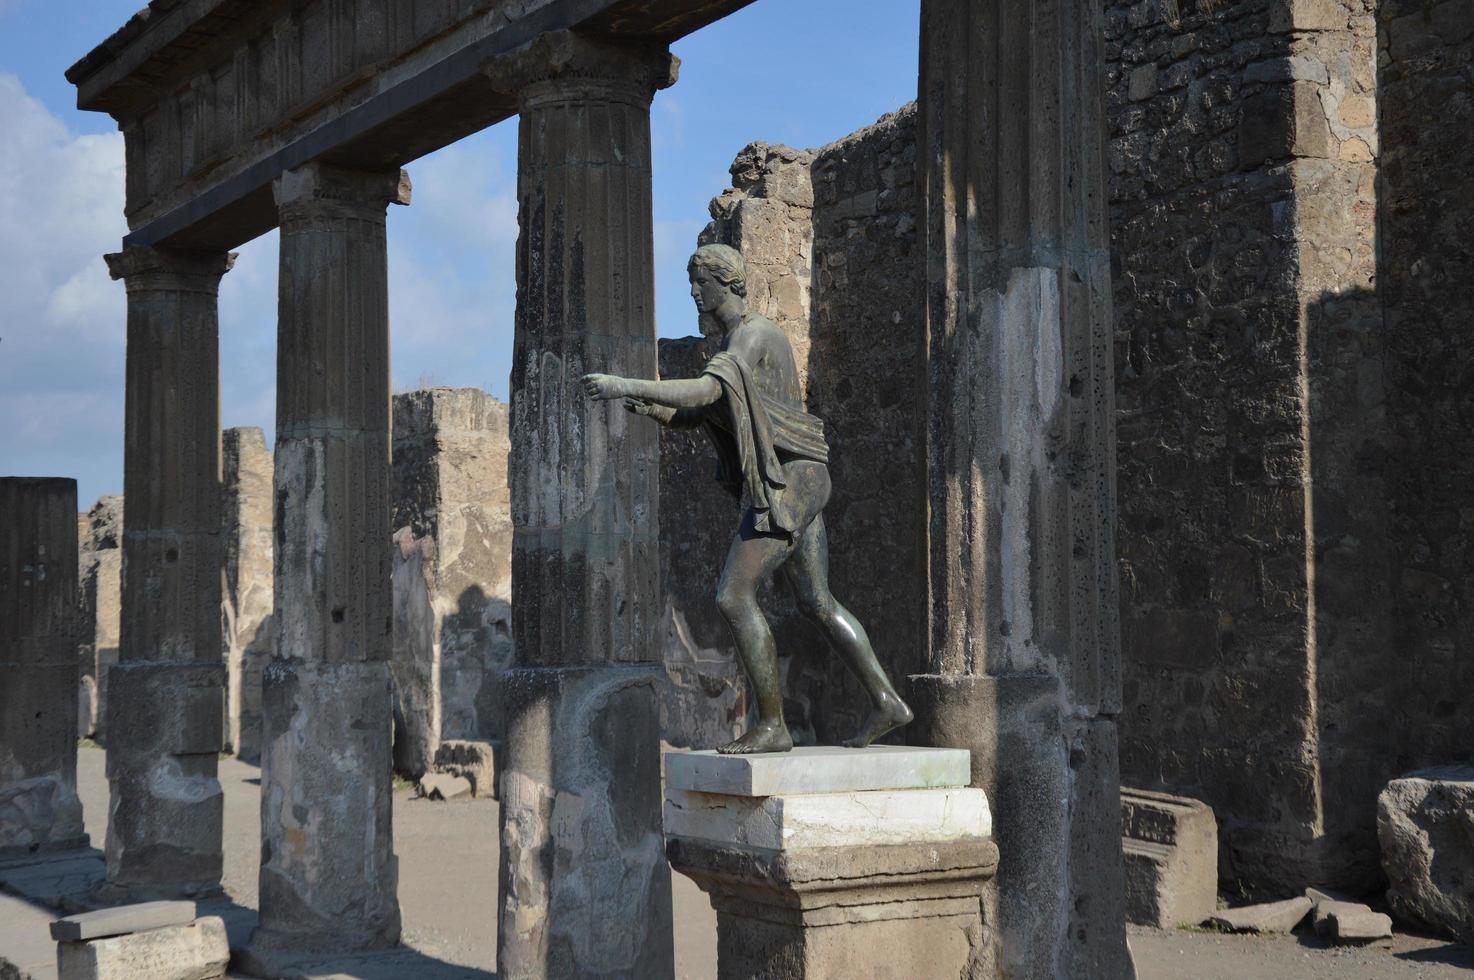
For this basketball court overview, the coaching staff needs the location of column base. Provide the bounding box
[104,662,224,898]
[664,746,997,980]
[250,659,400,958]
[497,664,671,980]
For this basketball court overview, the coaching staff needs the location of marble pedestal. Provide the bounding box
[664,746,998,980]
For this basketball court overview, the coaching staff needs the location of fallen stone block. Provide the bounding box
[417,773,472,801]
[1313,900,1392,943]
[1378,767,1474,944]
[1305,885,1358,908]
[56,916,228,980]
[1206,896,1311,934]
[431,739,496,798]
[1120,788,1218,928]
[51,900,196,941]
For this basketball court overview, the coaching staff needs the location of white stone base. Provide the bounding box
[665,786,991,850]
[665,744,971,796]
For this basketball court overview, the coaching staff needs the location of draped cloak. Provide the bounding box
[697,348,829,537]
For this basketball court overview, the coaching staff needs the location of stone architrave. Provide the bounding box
[665,747,998,979]
[221,427,273,762]
[0,478,88,858]
[390,388,513,778]
[241,164,408,969]
[912,1,1132,976]
[101,246,234,901]
[484,31,677,980]
[78,496,122,742]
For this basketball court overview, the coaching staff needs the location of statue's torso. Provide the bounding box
[723,314,804,410]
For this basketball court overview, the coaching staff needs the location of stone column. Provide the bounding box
[0,478,87,858]
[912,1,1132,977]
[242,164,408,968]
[101,246,233,901]
[485,32,676,979]
[221,427,274,763]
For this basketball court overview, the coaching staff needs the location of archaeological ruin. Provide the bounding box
[1,0,1471,977]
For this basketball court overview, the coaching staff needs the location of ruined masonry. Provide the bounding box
[0,479,88,859]
[51,0,1140,975]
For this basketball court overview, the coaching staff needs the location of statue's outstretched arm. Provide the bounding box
[582,373,720,409]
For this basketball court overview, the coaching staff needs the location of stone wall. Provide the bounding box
[658,106,926,748]
[222,427,274,762]
[391,387,513,776]
[1373,0,1474,861]
[1107,0,1472,898]
[78,496,123,742]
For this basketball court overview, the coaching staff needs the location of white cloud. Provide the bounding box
[0,72,128,505]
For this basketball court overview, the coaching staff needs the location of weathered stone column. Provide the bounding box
[485,32,676,979]
[912,1,1132,977]
[0,478,88,858]
[222,426,274,763]
[242,164,408,968]
[101,246,233,901]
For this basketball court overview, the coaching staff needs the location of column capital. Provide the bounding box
[273,164,411,224]
[484,30,678,111]
[104,246,235,294]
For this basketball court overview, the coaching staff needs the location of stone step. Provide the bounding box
[665,745,971,797]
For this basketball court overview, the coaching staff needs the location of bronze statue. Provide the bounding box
[582,244,913,754]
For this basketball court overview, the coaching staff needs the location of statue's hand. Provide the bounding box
[624,398,675,424]
[581,373,628,401]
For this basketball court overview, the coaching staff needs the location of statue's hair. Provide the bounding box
[688,243,747,298]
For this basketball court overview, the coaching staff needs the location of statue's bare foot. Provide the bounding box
[717,719,794,755]
[842,693,914,749]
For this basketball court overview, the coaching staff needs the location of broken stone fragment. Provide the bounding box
[1313,900,1393,943]
[1377,767,1474,944]
[51,900,196,941]
[417,773,472,801]
[431,739,496,798]
[55,915,228,980]
[1205,896,1311,933]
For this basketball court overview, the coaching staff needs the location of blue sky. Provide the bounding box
[0,1,919,508]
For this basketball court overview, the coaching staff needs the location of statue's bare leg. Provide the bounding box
[714,509,799,755]
[783,515,913,748]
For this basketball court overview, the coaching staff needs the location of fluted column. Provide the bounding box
[486,32,676,979]
[101,245,233,901]
[0,478,87,858]
[242,163,408,969]
[912,1,1131,977]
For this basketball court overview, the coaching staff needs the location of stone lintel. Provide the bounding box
[666,745,973,796]
[103,247,235,292]
[483,30,679,109]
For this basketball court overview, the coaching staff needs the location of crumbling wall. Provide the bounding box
[659,108,926,747]
[391,388,513,776]
[222,427,274,762]
[78,496,122,742]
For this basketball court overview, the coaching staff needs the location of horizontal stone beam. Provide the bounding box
[72,0,753,253]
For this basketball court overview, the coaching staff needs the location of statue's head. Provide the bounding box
[688,244,747,336]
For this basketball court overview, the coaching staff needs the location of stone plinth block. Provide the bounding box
[664,747,997,980]
[667,745,971,796]
[102,663,223,897]
[249,659,399,958]
[56,915,228,980]
[497,664,671,980]
[1121,788,1218,928]
[1378,767,1474,944]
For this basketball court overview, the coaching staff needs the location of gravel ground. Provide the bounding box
[73,746,1474,979]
